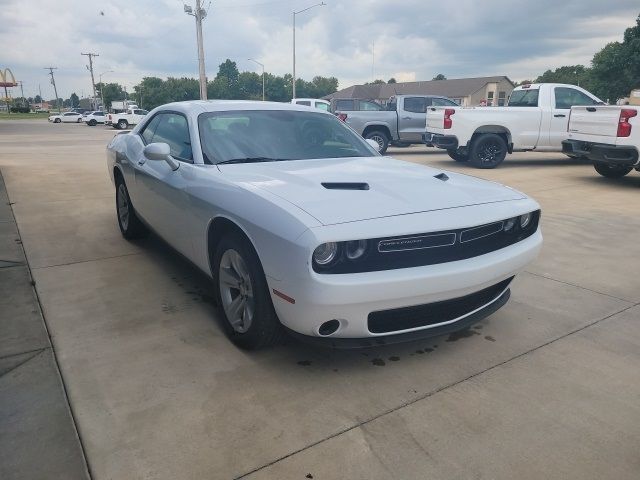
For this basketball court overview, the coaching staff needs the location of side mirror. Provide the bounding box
[143,143,179,170]
[365,138,381,152]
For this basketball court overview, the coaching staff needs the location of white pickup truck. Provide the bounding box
[424,83,603,168]
[562,106,639,178]
[106,107,149,130]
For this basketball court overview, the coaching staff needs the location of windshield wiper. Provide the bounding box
[217,157,282,165]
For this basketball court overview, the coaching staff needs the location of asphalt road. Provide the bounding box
[1,120,639,479]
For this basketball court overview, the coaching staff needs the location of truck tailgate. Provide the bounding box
[569,106,620,138]
[426,107,447,130]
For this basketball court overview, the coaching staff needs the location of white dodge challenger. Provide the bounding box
[107,101,542,349]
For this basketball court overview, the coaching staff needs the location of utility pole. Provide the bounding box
[44,67,61,113]
[184,1,208,100]
[19,81,25,107]
[372,41,375,82]
[248,58,265,101]
[81,52,99,109]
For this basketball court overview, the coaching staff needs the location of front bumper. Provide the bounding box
[562,140,639,167]
[268,230,541,343]
[423,132,458,150]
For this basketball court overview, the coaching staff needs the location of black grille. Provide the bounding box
[368,277,513,334]
[314,210,540,274]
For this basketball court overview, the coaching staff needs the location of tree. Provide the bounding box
[70,93,79,107]
[34,94,42,104]
[97,82,126,109]
[432,74,447,81]
[388,78,397,84]
[366,79,386,85]
[534,65,593,89]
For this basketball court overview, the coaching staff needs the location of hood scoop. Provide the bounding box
[321,182,370,191]
[434,173,449,181]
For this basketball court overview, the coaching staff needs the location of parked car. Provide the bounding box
[562,105,639,178]
[107,100,542,349]
[291,98,330,111]
[84,111,106,126]
[424,83,604,168]
[72,108,90,115]
[106,107,148,129]
[337,95,459,153]
[48,112,83,123]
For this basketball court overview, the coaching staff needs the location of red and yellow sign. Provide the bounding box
[0,68,18,88]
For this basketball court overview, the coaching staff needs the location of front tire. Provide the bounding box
[213,232,283,350]
[115,177,148,239]
[54,118,61,123]
[364,130,389,154]
[469,133,507,169]
[88,119,97,126]
[447,149,469,162]
[117,119,128,130]
[593,163,632,178]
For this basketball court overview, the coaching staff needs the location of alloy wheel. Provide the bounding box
[117,183,130,230]
[478,140,503,165]
[219,249,254,333]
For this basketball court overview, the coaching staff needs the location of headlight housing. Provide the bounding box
[520,212,532,229]
[313,242,338,265]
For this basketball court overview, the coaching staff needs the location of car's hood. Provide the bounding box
[218,156,524,225]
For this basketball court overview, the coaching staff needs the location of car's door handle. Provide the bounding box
[402,116,411,120]
[554,114,566,118]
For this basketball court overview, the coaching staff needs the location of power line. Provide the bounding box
[81,52,99,110]
[44,67,61,113]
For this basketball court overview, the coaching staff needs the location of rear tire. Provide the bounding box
[213,231,283,350]
[115,176,148,239]
[593,163,632,178]
[469,134,507,169]
[364,130,389,154]
[54,118,61,123]
[117,119,128,130]
[88,119,97,126]
[447,150,469,162]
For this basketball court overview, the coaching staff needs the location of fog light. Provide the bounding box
[313,242,338,265]
[345,240,367,260]
[520,212,532,229]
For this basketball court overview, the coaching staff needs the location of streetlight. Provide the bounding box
[98,70,113,111]
[292,2,325,99]
[248,58,265,101]
[185,1,208,100]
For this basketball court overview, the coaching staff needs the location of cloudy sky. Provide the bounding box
[1,0,637,99]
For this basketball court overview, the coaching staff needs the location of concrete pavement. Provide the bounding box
[0,168,90,480]
[1,120,639,479]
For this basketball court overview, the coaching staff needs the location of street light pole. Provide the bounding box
[292,2,325,99]
[98,70,113,110]
[185,1,208,100]
[248,58,265,101]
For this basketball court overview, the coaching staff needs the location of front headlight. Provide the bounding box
[345,240,367,260]
[313,242,338,265]
[520,212,532,229]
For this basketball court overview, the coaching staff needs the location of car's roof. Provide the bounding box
[292,98,330,103]
[154,100,335,115]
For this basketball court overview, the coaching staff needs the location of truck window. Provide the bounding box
[554,87,597,109]
[335,100,355,111]
[151,113,193,161]
[358,100,383,111]
[315,102,330,111]
[508,89,539,107]
[432,98,458,107]
[296,100,311,106]
[404,97,427,113]
[133,109,148,115]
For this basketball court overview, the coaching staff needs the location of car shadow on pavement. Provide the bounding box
[422,157,589,170]
[133,231,471,373]
[576,174,640,189]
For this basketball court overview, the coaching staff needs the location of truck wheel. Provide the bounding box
[88,119,97,126]
[117,119,129,130]
[447,150,468,162]
[364,130,389,154]
[54,118,61,123]
[593,163,632,178]
[469,134,507,169]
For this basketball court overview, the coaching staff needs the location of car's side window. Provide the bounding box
[335,99,354,111]
[140,115,161,145]
[555,87,597,109]
[404,97,427,113]
[296,100,311,106]
[150,113,193,162]
[432,97,457,107]
[134,109,148,115]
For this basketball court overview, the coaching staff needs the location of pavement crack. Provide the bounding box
[0,349,45,378]
[32,252,142,270]
[233,301,639,479]
[524,270,633,303]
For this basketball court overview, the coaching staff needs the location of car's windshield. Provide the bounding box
[198,110,377,164]
[508,89,539,107]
